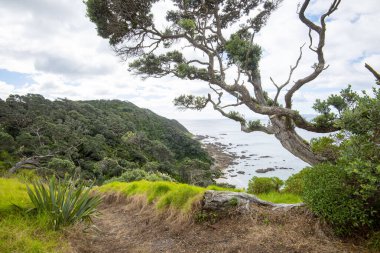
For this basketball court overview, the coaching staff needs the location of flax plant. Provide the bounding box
[26,177,101,230]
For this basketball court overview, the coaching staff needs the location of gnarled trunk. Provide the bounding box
[203,190,304,213]
[270,117,324,165]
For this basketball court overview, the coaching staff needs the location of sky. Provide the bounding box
[0,0,379,120]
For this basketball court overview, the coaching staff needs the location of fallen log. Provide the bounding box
[202,190,304,213]
[8,155,53,174]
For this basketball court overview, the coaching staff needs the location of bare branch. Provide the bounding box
[187,59,209,66]
[271,43,304,104]
[284,0,341,109]
[221,102,244,109]
[308,28,317,52]
[9,155,54,174]
[207,94,274,134]
[365,63,380,85]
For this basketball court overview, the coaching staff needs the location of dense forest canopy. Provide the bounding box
[0,94,216,185]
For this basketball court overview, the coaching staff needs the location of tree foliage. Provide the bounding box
[0,94,213,185]
[85,0,347,165]
[304,87,380,236]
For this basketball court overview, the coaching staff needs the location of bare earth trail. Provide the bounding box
[68,195,365,253]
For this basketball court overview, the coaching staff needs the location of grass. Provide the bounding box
[0,213,67,253]
[98,180,242,213]
[0,177,69,253]
[0,177,31,212]
[98,180,205,212]
[256,191,302,204]
[98,180,302,212]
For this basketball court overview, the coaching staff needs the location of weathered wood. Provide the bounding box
[8,155,53,174]
[203,190,304,212]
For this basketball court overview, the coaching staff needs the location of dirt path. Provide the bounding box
[67,195,365,253]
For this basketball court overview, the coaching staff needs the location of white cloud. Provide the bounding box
[0,0,379,119]
[255,0,380,113]
[0,81,14,98]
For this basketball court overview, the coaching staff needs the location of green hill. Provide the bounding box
[0,94,215,185]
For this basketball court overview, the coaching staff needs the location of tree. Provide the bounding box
[0,94,213,184]
[302,86,380,235]
[85,0,346,165]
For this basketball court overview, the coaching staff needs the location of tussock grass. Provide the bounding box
[98,180,206,212]
[98,180,300,212]
[256,191,302,204]
[0,177,68,253]
[98,181,242,212]
[206,185,243,192]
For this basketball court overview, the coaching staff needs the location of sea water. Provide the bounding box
[179,119,324,188]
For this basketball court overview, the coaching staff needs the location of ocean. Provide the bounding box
[179,119,324,189]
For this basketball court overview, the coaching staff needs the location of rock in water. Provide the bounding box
[255,168,275,173]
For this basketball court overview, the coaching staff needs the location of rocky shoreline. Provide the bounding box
[195,134,294,180]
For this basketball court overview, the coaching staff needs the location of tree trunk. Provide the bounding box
[270,117,324,165]
[8,155,53,174]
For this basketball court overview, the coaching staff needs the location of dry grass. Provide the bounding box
[68,190,367,253]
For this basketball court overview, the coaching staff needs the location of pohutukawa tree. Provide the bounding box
[85,0,343,165]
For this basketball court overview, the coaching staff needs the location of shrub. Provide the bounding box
[0,150,14,172]
[47,158,76,178]
[303,163,375,236]
[283,167,312,195]
[105,169,175,184]
[247,176,283,194]
[142,161,161,171]
[94,158,124,180]
[311,136,340,161]
[367,232,380,252]
[27,177,101,230]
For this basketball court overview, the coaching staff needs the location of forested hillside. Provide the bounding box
[0,94,215,185]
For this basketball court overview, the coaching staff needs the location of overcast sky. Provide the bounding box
[0,0,379,120]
